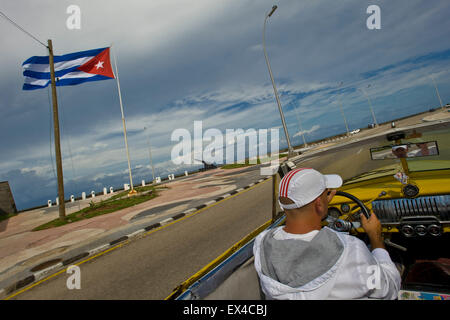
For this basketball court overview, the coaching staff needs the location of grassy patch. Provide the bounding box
[221,154,287,169]
[32,185,165,231]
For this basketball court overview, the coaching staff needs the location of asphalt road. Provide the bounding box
[11,178,273,300]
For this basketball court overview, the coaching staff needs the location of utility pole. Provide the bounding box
[429,75,444,111]
[291,102,307,147]
[360,85,378,127]
[48,39,66,220]
[337,82,350,136]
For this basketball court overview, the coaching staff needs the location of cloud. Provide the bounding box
[293,125,321,138]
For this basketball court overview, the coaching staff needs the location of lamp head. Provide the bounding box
[268,5,278,17]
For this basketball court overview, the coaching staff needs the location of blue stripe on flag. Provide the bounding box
[22,47,107,66]
[23,66,80,80]
[23,82,50,90]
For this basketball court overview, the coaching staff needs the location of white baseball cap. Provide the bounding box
[278,168,343,210]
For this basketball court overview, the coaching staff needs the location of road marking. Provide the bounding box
[160,218,174,225]
[4,177,272,300]
[127,229,146,238]
[88,244,110,256]
[33,262,63,281]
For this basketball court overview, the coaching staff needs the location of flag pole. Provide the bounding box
[144,126,156,183]
[111,45,136,195]
[47,39,66,219]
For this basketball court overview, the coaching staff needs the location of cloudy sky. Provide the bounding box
[1,0,449,210]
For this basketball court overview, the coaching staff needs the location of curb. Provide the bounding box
[0,176,271,299]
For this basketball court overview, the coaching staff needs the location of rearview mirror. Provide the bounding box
[370,141,439,160]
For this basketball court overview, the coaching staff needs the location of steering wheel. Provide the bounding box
[335,191,371,219]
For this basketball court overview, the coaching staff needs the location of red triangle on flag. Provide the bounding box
[77,48,115,78]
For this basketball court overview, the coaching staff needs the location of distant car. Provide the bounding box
[391,121,396,128]
[368,123,376,129]
[350,129,360,134]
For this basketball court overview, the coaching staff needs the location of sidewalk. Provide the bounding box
[0,166,265,295]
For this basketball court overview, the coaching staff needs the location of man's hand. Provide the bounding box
[326,189,336,202]
[360,212,385,250]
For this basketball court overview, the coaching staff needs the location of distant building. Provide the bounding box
[0,181,17,215]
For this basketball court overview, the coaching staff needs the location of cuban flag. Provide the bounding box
[22,47,115,90]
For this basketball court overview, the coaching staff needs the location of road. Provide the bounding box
[10,178,273,300]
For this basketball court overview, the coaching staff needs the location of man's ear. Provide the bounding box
[313,197,325,215]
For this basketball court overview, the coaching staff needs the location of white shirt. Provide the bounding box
[254,226,401,300]
[272,227,319,241]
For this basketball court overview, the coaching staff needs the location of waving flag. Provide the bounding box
[22,47,115,90]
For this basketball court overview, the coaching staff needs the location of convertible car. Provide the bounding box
[167,119,450,300]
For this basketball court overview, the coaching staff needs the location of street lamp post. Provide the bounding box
[263,5,295,157]
[291,102,307,147]
[337,82,350,136]
[360,85,378,127]
[429,75,444,111]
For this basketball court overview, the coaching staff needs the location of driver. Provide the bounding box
[253,168,401,299]
[392,145,408,158]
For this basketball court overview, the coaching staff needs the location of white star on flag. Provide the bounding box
[95,61,104,69]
